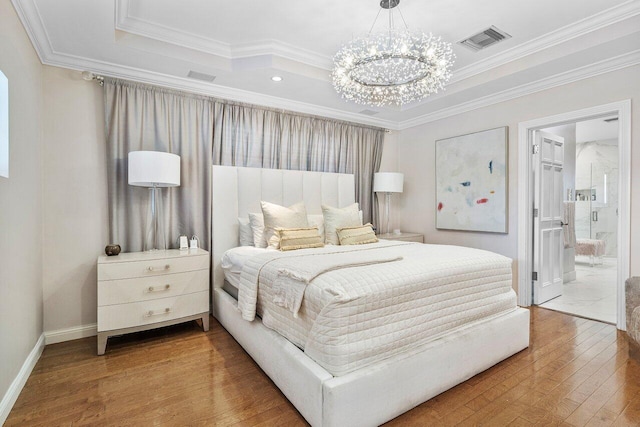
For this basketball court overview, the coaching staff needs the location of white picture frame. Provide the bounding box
[436,127,508,233]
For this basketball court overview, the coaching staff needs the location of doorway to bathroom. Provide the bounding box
[538,117,619,323]
[517,100,631,330]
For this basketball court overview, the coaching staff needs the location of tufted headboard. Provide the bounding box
[211,166,355,297]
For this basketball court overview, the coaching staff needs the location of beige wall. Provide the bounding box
[0,0,43,409]
[42,66,108,333]
[396,65,640,288]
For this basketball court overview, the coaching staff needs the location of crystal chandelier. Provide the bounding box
[332,0,455,107]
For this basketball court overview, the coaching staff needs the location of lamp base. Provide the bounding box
[385,192,392,235]
[144,186,167,251]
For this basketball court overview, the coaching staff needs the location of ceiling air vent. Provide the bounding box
[359,109,379,116]
[458,26,511,52]
[187,70,216,82]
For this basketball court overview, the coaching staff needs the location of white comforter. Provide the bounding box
[237,240,516,376]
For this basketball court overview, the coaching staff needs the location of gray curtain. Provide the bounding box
[213,102,384,225]
[105,78,385,252]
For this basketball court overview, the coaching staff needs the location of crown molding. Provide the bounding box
[11,0,52,64]
[11,0,640,132]
[399,49,640,129]
[451,0,640,83]
[45,51,400,130]
[115,0,333,70]
[11,0,398,129]
[115,0,640,85]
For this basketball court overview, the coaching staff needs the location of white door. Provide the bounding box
[533,130,564,304]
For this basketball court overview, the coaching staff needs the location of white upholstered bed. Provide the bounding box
[211,165,530,427]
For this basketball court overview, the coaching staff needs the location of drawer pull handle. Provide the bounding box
[147,284,171,293]
[146,264,171,272]
[145,308,171,317]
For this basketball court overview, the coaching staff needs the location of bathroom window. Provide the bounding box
[0,70,7,178]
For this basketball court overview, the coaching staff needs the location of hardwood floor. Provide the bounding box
[6,307,640,426]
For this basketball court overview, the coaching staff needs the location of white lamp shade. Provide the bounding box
[128,151,180,187]
[373,172,404,193]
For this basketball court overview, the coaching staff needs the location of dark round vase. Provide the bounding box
[105,244,121,256]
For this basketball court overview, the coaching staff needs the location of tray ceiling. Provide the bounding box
[11,0,640,129]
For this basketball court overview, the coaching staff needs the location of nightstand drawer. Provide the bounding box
[98,269,209,306]
[97,290,209,332]
[98,254,208,281]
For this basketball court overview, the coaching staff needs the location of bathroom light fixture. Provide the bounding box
[332,0,454,106]
[271,76,283,82]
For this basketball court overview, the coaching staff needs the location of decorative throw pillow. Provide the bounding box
[322,203,361,245]
[238,217,254,246]
[248,213,266,248]
[261,201,309,249]
[337,223,378,246]
[277,227,324,251]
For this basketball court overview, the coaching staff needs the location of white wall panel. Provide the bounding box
[282,170,304,207]
[321,174,339,208]
[303,173,323,213]
[237,167,261,215]
[261,168,284,204]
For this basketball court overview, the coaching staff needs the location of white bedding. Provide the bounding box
[232,241,516,376]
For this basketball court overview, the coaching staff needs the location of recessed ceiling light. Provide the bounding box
[271,76,283,82]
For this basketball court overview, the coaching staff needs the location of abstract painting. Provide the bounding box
[436,127,508,233]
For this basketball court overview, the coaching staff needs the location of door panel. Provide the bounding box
[533,131,565,304]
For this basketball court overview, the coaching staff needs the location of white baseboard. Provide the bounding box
[44,323,97,345]
[0,334,45,425]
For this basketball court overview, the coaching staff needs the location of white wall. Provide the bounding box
[0,0,43,417]
[396,64,640,290]
[42,66,108,335]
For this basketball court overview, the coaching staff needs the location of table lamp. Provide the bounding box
[374,172,404,235]
[128,151,180,251]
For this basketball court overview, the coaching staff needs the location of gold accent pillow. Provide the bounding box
[337,223,378,246]
[277,227,325,251]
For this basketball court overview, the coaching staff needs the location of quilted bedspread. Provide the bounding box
[237,240,516,376]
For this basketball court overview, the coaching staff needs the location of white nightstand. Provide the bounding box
[377,232,424,243]
[97,248,210,355]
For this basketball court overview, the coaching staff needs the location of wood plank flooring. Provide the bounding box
[6,307,640,426]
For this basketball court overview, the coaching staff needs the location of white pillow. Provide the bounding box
[307,214,325,242]
[322,203,361,245]
[247,209,359,247]
[238,217,254,246]
[261,201,309,249]
[248,212,266,248]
